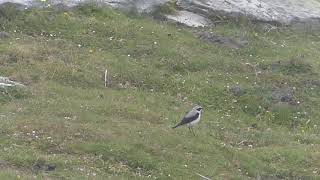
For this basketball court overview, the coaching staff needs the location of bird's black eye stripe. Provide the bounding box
[196,108,203,111]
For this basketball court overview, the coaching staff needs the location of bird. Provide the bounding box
[172,105,204,135]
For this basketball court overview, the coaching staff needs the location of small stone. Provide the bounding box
[271,87,294,103]
[0,32,10,39]
[197,31,247,48]
[230,85,245,96]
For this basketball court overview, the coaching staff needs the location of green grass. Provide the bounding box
[1,4,320,179]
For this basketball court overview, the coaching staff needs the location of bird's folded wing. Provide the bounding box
[180,111,199,125]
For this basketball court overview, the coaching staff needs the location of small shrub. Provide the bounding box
[239,95,267,116]
[271,104,300,127]
[0,3,22,21]
[281,58,312,75]
[261,58,312,75]
[152,0,177,16]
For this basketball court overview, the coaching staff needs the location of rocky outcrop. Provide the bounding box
[177,0,320,25]
[0,0,170,13]
[102,0,171,13]
[1,0,320,27]
[165,10,210,27]
[0,76,25,88]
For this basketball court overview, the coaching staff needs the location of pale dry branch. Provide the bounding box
[195,172,212,180]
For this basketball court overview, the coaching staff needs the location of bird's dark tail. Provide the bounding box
[172,123,181,129]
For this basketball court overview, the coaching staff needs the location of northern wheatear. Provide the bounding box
[172,105,204,135]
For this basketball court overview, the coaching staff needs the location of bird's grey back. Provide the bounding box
[184,109,199,119]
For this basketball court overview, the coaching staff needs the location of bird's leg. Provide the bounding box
[188,126,192,134]
[191,127,196,136]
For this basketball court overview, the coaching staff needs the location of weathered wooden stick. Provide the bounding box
[104,68,108,87]
[195,173,212,180]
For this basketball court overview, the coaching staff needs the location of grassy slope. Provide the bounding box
[1,4,320,179]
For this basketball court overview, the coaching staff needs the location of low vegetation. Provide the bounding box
[0,4,320,179]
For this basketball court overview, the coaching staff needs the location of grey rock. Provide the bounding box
[230,85,245,96]
[177,0,320,25]
[303,79,320,88]
[165,10,211,27]
[0,1,27,8]
[196,31,248,49]
[271,87,294,103]
[0,0,170,13]
[32,160,56,173]
[0,32,10,39]
[0,76,25,88]
[2,0,320,27]
[108,0,170,13]
[0,2,28,13]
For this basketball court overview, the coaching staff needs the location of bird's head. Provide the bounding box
[193,105,204,113]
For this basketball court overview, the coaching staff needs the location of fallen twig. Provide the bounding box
[104,68,108,87]
[195,172,212,180]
